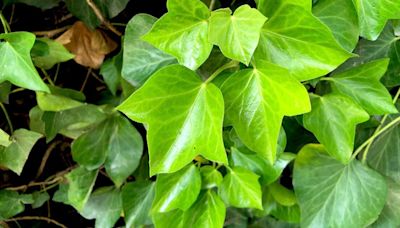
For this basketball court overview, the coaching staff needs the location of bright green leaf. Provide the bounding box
[66,166,98,212]
[293,144,387,228]
[303,94,369,163]
[141,0,212,69]
[200,166,223,189]
[36,92,83,112]
[31,38,74,69]
[0,129,42,175]
[254,0,311,17]
[122,13,177,87]
[221,62,310,163]
[152,164,201,213]
[269,182,297,207]
[208,5,267,64]
[152,209,183,228]
[0,128,11,147]
[219,167,263,209]
[0,32,49,92]
[117,65,227,175]
[0,190,25,219]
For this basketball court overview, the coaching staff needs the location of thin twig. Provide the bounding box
[33,26,70,38]
[3,216,67,228]
[86,0,122,36]
[40,68,55,86]
[209,0,216,10]
[90,71,105,83]
[0,102,13,134]
[35,141,61,179]
[80,68,92,92]
[5,176,63,191]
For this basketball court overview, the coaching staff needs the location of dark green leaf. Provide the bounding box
[66,166,98,211]
[371,179,400,228]
[31,191,50,209]
[0,82,11,103]
[99,50,121,96]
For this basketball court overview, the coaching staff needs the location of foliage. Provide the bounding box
[0,0,400,227]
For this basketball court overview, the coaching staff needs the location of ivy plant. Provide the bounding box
[1,0,400,227]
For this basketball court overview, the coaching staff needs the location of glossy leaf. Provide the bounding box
[122,13,176,87]
[254,0,311,17]
[208,5,267,64]
[152,164,201,213]
[122,181,155,227]
[200,166,223,189]
[66,166,98,211]
[0,128,11,147]
[253,4,353,81]
[303,94,369,163]
[313,0,359,51]
[36,91,83,112]
[221,62,310,163]
[81,187,122,228]
[219,167,263,209]
[269,182,297,207]
[293,144,387,228]
[31,37,74,69]
[0,129,42,175]
[0,32,49,92]
[352,0,400,40]
[117,65,227,175]
[152,209,184,228]
[100,50,122,95]
[142,0,212,69]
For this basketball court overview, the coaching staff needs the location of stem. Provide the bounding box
[3,216,67,228]
[0,103,13,133]
[40,68,55,86]
[80,68,92,92]
[205,61,238,84]
[0,11,10,33]
[86,0,122,36]
[209,0,216,11]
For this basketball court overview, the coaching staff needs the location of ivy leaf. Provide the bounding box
[141,0,212,69]
[0,129,42,175]
[326,59,398,115]
[31,38,74,70]
[81,187,122,228]
[0,32,49,92]
[117,65,227,175]
[208,5,267,65]
[66,166,98,212]
[371,179,400,228]
[0,128,11,147]
[36,91,83,112]
[182,190,226,228]
[122,181,155,227]
[253,4,353,81]
[313,0,359,51]
[254,0,311,17]
[303,94,369,163]
[153,210,183,228]
[200,166,223,189]
[293,144,387,228]
[0,190,25,219]
[100,50,122,96]
[31,191,50,209]
[72,114,143,186]
[219,167,263,209]
[269,182,297,207]
[152,164,201,213]
[122,14,177,88]
[0,82,11,103]
[221,62,310,163]
[352,0,400,40]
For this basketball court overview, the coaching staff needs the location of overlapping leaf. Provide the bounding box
[66,166,98,211]
[0,128,11,147]
[254,0,311,17]
[31,37,74,69]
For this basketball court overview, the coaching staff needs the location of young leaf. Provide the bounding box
[141,0,212,70]
[326,59,398,115]
[293,144,387,228]
[0,129,42,175]
[122,181,155,228]
[31,37,74,70]
[218,167,263,209]
[200,166,223,189]
[352,0,400,40]
[208,5,267,65]
[253,4,353,81]
[152,210,183,228]
[122,13,177,87]
[117,65,227,175]
[152,164,201,213]
[0,32,49,92]
[221,62,310,163]
[0,128,11,147]
[254,0,311,17]
[81,187,122,228]
[303,94,369,163]
[269,182,297,207]
[0,190,25,219]
[66,166,98,212]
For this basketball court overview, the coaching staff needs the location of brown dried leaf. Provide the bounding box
[56,21,117,69]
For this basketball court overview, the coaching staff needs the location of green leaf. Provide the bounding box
[0,129,42,175]
[208,5,267,64]
[313,0,359,51]
[352,0,400,40]
[326,59,397,115]
[0,128,11,147]
[0,190,26,219]
[0,32,49,92]
[254,0,311,17]
[269,182,297,207]
[371,179,400,228]
[221,62,310,163]
[122,181,155,228]
[8,0,60,10]
[31,191,50,209]
[66,166,98,212]
[152,210,184,228]
[117,65,227,175]
[219,167,263,209]
[141,0,212,69]
[0,82,11,103]
[36,91,84,112]
[303,94,369,163]
[122,13,177,87]
[72,114,143,186]
[31,38,74,69]
[293,144,387,228]
[99,49,122,95]
[182,190,226,228]
[253,4,353,81]
[152,164,201,213]
[81,186,122,228]
[230,147,295,185]
[200,166,223,189]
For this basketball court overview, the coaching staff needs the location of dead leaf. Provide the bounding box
[56,21,117,69]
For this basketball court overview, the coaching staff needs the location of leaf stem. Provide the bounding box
[3,216,67,228]
[40,68,55,86]
[0,11,10,33]
[209,0,216,11]
[0,102,13,134]
[205,61,238,84]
